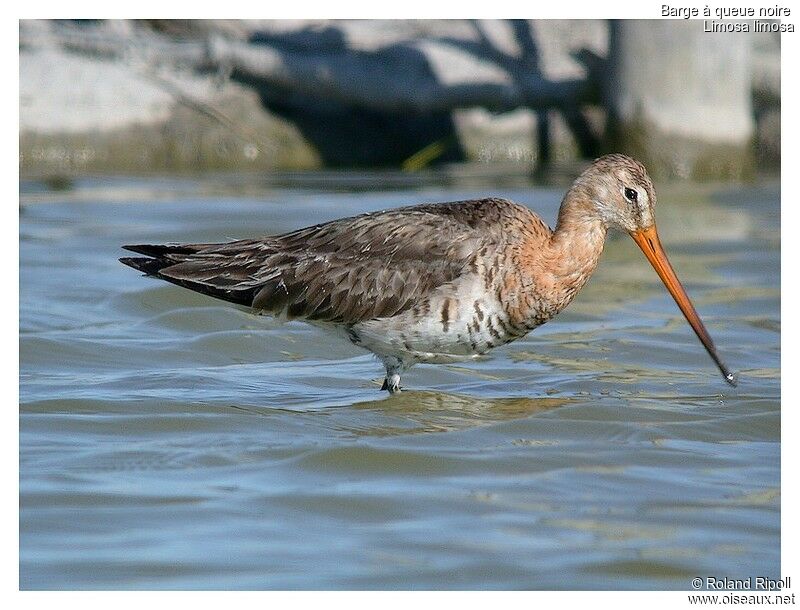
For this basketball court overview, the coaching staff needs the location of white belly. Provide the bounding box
[348,278,526,364]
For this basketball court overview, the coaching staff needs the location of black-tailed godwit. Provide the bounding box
[120,154,737,393]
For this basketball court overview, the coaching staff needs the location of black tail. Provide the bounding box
[119,243,259,308]
[120,242,209,276]
[122,243,210,258]
[119,256,171,276]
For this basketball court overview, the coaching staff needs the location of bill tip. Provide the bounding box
[725,371,738,387]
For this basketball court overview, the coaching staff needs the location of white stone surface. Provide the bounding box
[608,21,753,143]
[20,50,174,133]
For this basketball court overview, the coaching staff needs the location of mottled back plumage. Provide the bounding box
[121,197,544,324]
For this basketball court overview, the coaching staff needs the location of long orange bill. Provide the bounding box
[630,226,737,387]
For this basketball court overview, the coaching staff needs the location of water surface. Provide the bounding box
[19,174,780,589]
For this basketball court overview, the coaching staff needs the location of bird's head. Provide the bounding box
[571,153,737,386]
[577,153,657,233]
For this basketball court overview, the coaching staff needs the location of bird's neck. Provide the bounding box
[541,192,608,310]
[494,192,609,330]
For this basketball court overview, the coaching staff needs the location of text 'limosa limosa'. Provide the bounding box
[120,154,737,393]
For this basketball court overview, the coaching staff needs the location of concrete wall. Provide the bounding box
[19,19,779,178]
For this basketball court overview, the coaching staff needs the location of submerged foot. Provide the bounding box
[381,373,402,394]
[380,356,405,394]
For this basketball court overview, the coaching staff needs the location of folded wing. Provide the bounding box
[120,198,525,324]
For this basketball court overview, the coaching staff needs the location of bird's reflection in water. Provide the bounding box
[340,391,572,437]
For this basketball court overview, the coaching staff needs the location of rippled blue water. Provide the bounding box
[19,175,779,589]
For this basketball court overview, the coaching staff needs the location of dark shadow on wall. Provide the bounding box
[228,21,601,168]
[243,27,465,168]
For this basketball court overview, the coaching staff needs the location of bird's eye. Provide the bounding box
[624,187,638,203]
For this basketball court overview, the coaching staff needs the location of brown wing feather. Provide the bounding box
[121,198,535,323]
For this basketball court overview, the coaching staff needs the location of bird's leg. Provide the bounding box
[384,371,402,394]
[380,357,404,394]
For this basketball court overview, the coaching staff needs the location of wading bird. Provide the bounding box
[121,154,736,393]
